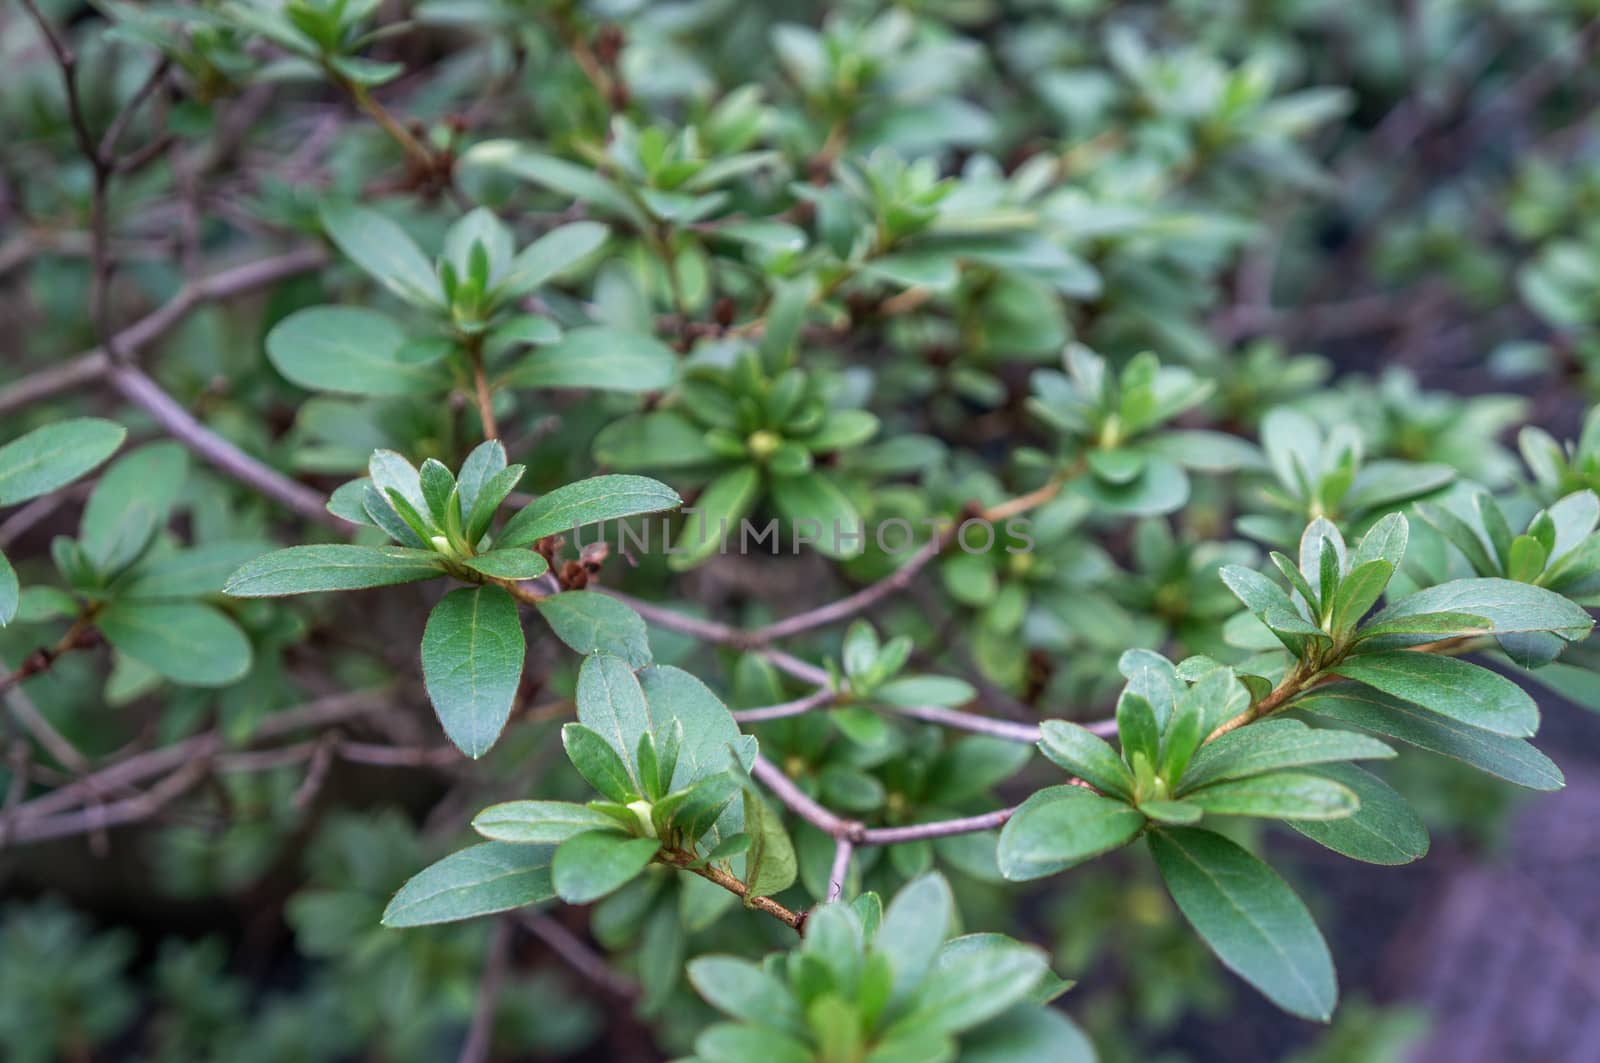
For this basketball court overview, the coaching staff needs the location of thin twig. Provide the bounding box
[457,918,512,1063]
[656,847,805,931]
[827,837,853,903]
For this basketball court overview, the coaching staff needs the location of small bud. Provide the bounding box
[627,798,657,838]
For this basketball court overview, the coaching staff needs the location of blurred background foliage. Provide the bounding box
[4,0,1600,1060]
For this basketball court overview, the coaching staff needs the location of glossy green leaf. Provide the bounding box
[1287,764,1428,865]
[225,545,445,596]
[472,800,620,844]
[551,830,660,903]
[420,585,525,757]
[1291,683,1563,790]
[1178,718,1394,792]
[997,785,1146,881]
[1036,719,1135,800]
[1329,651,1539,737]
[1180,772,1359,820]
[381,843,555,926]
[499,474,680,547]
[1149,827,1337,1021]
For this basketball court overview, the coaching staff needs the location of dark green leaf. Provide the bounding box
[499,475,681,547]
[98,601,252,687]
[472,800,619,844]
[1180,772,1358,820]
[1178,718,1394,792]
[1149,827,1336,1021]
[381,843,554,926]
[0,418,125,505]
[1287,764,1428,865]
[1329,651,1538,737]
[552,830,660,903]
[225,545,445,596]
[420,585,526,757]
[997,785,1146,880]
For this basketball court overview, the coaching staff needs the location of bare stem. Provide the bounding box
[656,847,805,931]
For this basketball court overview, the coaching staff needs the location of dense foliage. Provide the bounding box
[4,1,1600,1059]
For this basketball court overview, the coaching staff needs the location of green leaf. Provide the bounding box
[552,830,661,903]
[0,418,125,505]
[1291,683,1563,790]
[1366,577,1593,645]
[695,1023,814,1063]
[0,551,15,627]
[418,459,456,526]
[381,843,554,927]
[1036,719,1135,800]
[1328,651,1539,737]
[1287,764,1428,865]
[420,586,526,757]
[686,957,805,1035]
[997,785,1146,881]
[1354,610,1491,641]
[460,549,548,580]
[639,665,755,790]
[80,442,188,575]
[225,545,445,596]
[876,873,953,1007]
[742,788,798,898]
[576,651,652,776]
[472,800,620,844]
[1328,559,1392,634]
[97,600,252,687]
[266,307,444,396]
[1180,772,1359,820]
[499,474,681,546]
[536,592,652,667]
[456,440,507,517]
[887,933,1048,1038]
[1148,827,1337,1021]
[463,143,648,227]
[1177,718,1394,792]
[319,202,443,307]
[500,326,676,392]
[672,465,760,570]
[497,221,610,299]
[960,1005,1097,1063]
[562,723,637,802]
[770,472,864,559]
[464,465,525,544]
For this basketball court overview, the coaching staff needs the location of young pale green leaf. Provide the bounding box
[496,221,609,299]
[551,830,660,903]
[1177,718,1394,793]
[1140,800,1204,825]
[997,785,1146,881]
[1329,651,1539,737]
[460,549,548,580]
[500,326,676,393]
[1291,683,1563,790]
[381,842,555,927]
[266,307,444,396]
[695,1024,814,1063]
[225,545,445,596]
[536,592,652,667]
[1350,512,1409,571]
[561,723,637,802]
[875,873,953,1008]
[420,585,526,758]
[1328,559,1392,634]
[472,800,620,844]
[418,459,456,526]
[318,202,443,307]
[1036,719,1135,800]
[1287,764,1429,865]
[594,410,721,469]
[0,418,125,505]
[1219,564,1311,654]
[886,933,1048,1039]
[1149,827,1337,1022]
[456,440,507,517]
[463,464,525,544]
[576,651,651,778]
[1116,692,1160,766]
[98,601,252,687]
[498,475,682,547]
[1179,772,1359,820]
